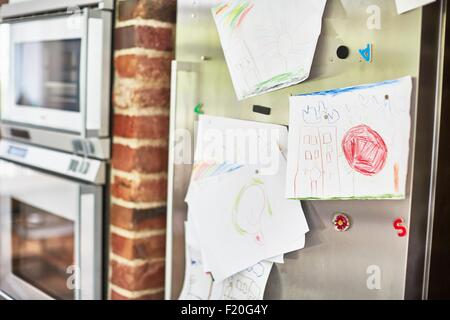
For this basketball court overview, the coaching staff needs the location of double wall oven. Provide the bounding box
[0,0,113,300]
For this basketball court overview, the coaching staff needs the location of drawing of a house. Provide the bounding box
[300,126,340,197]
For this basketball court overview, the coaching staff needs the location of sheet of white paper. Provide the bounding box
[179,222,214,300]
[186,115,289,202]
[212,0,327,100]
[395,0,436,14]
[185,216,215,273]
[187,152,309,281]
[267,255,284,264]
[189,207,299,272]
[180,221,276,300]
[188,207,284,268]
[210,260,274,300]
[286,76,413,200]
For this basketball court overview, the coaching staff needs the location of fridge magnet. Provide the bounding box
[211,0,327,100]
[333,213,351,232]
[286,76,413,200]
[253,105,272,116]
[359,43,373,63]
[336,45,350,60]
[194,103,205,115]
[393,218,408,237]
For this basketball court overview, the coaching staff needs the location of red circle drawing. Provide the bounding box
[342,124,388,176]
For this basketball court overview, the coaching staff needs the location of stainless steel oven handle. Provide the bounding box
[80,8,90,139]
[0,0,114,21]
[78,186,102,300]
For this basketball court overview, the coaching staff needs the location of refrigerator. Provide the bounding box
[165,0,450,300]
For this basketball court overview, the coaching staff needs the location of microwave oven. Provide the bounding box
[0,0,113,159]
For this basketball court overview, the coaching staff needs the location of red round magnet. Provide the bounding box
[333,213,351,232]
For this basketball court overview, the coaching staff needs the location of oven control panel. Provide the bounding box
[7,145,28,158]
[0,140,106,185]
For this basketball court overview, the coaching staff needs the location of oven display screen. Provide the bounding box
[7,146,28,158]
[14,39,81,112]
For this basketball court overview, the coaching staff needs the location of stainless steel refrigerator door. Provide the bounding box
[166,0,444,299]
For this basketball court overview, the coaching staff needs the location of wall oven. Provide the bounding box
[0,139,105,300]
[0,0,113,159]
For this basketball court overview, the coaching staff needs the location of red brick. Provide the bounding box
[111,260,165,291]
[113,114,169,139]
[112,144,168,174]
[118,0,176,23]
[113,81,170,109]
[0,1,8,5]
[111,233,166,260]
[115,54,172,83]
[110,289,164,300]
[111,175,167,203]
[110,204,166,231]
[111,0,174,300]
[115,25,174,52]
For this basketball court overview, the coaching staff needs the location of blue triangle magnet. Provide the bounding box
[359,44,372,63]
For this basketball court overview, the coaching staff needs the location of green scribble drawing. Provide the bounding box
[252,69,307,96]
[214,0,254,30]
[232,177,272,244]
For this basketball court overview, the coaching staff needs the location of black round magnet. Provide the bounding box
[336,45,350,60]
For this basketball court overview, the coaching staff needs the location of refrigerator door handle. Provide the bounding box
[165,60,199,300]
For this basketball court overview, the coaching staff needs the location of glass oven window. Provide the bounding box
[14,39,81,112]
[11,199,75,300]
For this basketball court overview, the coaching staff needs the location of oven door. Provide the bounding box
[0,9,111,136]
[0,160,102,300]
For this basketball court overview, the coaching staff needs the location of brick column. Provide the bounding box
[0,1,8,5]
[109,0,176,300]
